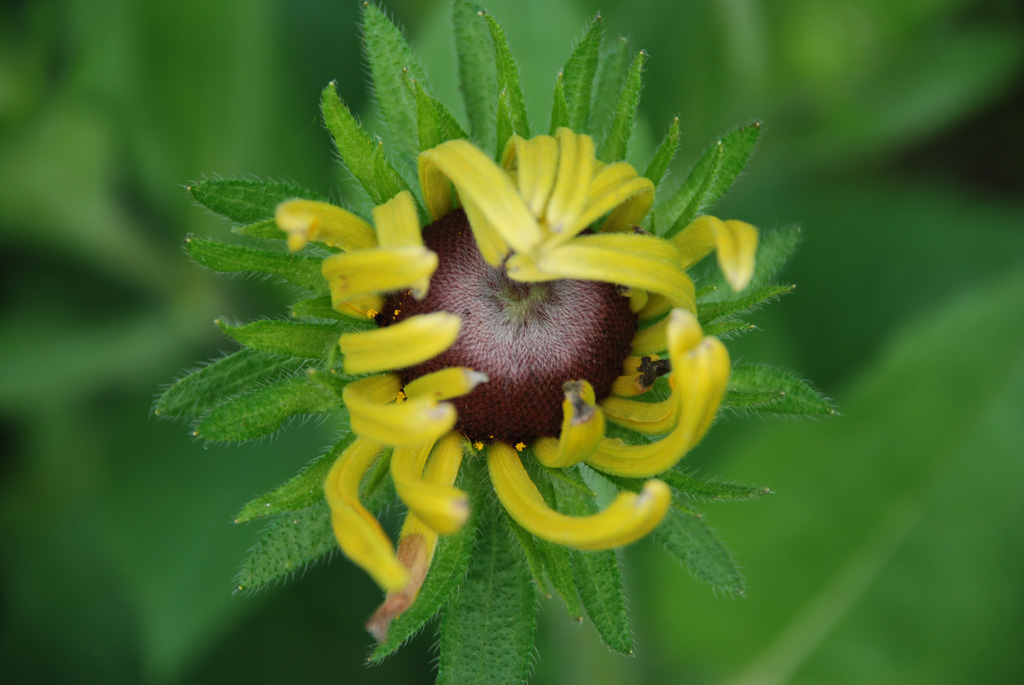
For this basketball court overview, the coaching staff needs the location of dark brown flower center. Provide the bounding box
[379,210,636,444]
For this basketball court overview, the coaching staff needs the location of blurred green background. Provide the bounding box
[2,0,1022,683]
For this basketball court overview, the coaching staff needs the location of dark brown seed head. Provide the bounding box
[381,210,636,444]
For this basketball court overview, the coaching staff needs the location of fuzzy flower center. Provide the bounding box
[380,210,637,444]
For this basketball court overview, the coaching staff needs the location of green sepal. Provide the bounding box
[589,36,630,140]
[187,178,325,224]
[643,116,680,188]
[216,319,349,359]
[724,363,837,416]
[291,295,375,324]
[361,2,429,158]
[154,350,306,420]
[437,499,535,685]
[320,81,411,206]
[657,121,762,237]
[660,469,771,503]
[506,516,552,597]
[452,0,497,149]
[193,372,345,442]
[235,434,355,523]
[482,11,530,140]
[410,77,468,151]
[652,506,745,595]
[369,496,480,662]
[698,283,796,327]
[553,468,634,655]
[560,14,603,132]
[703,319,757,339]
[234,500,336,593]
[549,73,570,135]
[185,236,327,294]
[232,219,286,241]
[599,49,645,163]
[495,88,514,162]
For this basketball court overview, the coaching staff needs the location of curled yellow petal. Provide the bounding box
[488,442,671,550]
[419,139,542,262]
[324,436,408,591]
[321,246,437,304]
[275,199,377,252]
[331,292,385,321]
[601,392,679,435]
[545,128,595,237]
[391,437,469,535]
[502,134,559,218]
[610,355,669,397]
[533,380,605,469]
[582,162,654,234]
[372,190,423,249]
[632,316,670,355]
[344,375,457,446]
[338,312,461,374]
[673,215,759,292]
[404,366,489,402]
[366,431,465,642]
[637,293,672,322]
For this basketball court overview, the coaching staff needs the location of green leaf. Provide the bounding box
[549,73,570,134]
[537,538,583,620]
[234,501,335,593]
[437,502,535,685]
[482,11,530,139]
[698,283,796,326]
[361,2,428,158]
[216,319,347,359]
[369,460,482,663]
[188,179,324,224]
[652,506,745,595]
[194,373,344,442]
[495,88,514,162]
[644,116,681,188]
[589,36,630,140]
[553,469,634,654]
[747,225,802,290]
[290,295,373,323]
[411,77,467,151]
[703,319,757,339]
[660,469,772,503]
[185,236,327,294]
[235,434,355,523]
[320,81,411,206]
[657,121,762,237]
[506,516,551,597]
[231,219,286,241]
[724,363,836,416]
[599,50,646,163]
[452,0,497,149]
[154,349,306,419]
[561,14,603,132]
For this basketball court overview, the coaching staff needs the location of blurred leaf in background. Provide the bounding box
[1,0,1021,683]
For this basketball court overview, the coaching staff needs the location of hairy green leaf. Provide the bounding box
[653,506,745,595]
[232,219,286,241]
[452,0,497,149]
[155,349,306,419]
[437,502,535,685]
[185,236,327,293]
[361,2,428,158]
[698,284,796,326]
[549,73,570,134]
[194,373,344,442]
[235,501,335,593]
[320,81,411,205]
[217,319,346,359]
[538,538,583,620]
[290,295,374,324]
[644,116,681,188]
[703,319,757,339]
[561,14,603,131]
[724,363,836,416]
[660,469,772,502]
[188,178,324,224]
[658,121,762,237]
[411,77,467,151]
[482,11,530,139]
[589,36,630,141]
[599,50,646,162]
[507,516,551,597]
[495,88,514,162]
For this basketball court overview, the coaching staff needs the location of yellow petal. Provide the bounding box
[637,293,672,322]
[344,375,457,446]
[533,380,605,469]
[502,134,559,219]
[324,436,408,591]
[631,316,669,355]
[338,312,461,374]
[372,190,423,249]
[601,392,679,435]
[673,215,759,292]
[545,128,595,237]
[581,162,654,233]
[610,354,668,397]
[419,139,542,261]
[275,199,377,252]
[404,366,489,402]
[331,293,386,322]
[488,442,670,550]
[321,246,437,304]
[391,437,469,535]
